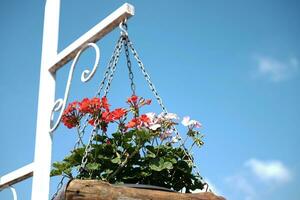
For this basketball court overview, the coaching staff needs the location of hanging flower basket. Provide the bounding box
[50,21,225,200]
[51,95,205,191]
[53,179,225,200]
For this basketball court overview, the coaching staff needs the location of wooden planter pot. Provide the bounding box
[54,179,225,200]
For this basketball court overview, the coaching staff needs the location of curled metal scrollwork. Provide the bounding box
[49,43,100,133]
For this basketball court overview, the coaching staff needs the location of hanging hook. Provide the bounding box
[119,18,128,36]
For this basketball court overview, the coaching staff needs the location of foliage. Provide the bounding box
[51,95,205,192]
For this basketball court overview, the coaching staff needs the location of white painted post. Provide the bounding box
[31,0,60,199]
[0,2,134,199]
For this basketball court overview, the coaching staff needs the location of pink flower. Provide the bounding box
[182,116,202,128]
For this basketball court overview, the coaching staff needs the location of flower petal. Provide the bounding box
[165,113,178,120]
[149,124,161,131]
[182,116,190,126]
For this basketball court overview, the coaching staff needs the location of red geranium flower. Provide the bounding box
[126,114,150,129]
[111,108,127,120]
[90,97,101,108]
[127,95,138,104]
[63,101,78,114]
[88,118,95,126]
[88,97,101,114]
[140,114,150,123]
[101,96,110,112]
[79,97,103,115]
[79,98,91,114]
[126,118,140,128]
[102,111,113,123]
[62,102,80,129]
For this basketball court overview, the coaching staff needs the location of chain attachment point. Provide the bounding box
[119,19,128,36]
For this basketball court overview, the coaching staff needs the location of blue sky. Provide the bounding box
[1,0,300,199]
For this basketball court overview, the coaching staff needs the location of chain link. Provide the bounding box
[50,175,66,200]
[126,34,209,191]
[103,36,124,96]
[79,125,99,173]
[51,37,124,199]
[124,36,136,95]
[52,21,209,196]
[127,38,168,114]
[76,36,124,138]
[96,36,123,97]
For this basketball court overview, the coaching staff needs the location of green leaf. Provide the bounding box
[176,160,191,173]
[111,157,121,164]
[141,171,151,177]
[163,161,173,170]
[136,129,151,142]
[149,164,162,171]
[86,163,101,171]
[93,134,107,142]
[50,169,62,177]
[146,151,156,158]
[149,158,163,171]
[112,132,122,140]
[145,145,155,152]
[105,169,113,175]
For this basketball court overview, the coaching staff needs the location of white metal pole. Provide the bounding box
[31,0,60,199]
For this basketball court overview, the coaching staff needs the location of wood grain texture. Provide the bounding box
[55,179,226,200]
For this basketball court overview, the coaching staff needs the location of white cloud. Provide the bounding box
[254,56,298,82]
[224,158,292,200]
[245,158,291,184]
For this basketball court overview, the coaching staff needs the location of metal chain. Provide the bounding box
[77,36,124,136]
[126,35,209,192]
[50,175,66,200]
[50,126,85,199]
[78,40,123,171]
[96,36,124,97]
[123,36,136,95]
[51,37,124,199]
[79,125,99,173]
[74,124,85,149]
[103,36,124,96]
[50,127,83,200]
[127,38,167,113]
[51,20,209,195]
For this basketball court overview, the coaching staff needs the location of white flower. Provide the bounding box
[146,112,156,122]
[149,124,161,131]
[171,135,181,143]
[158,112,178,120]
[182,116,202,128]
[165,113,178,120]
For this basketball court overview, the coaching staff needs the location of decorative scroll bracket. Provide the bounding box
[50,43,100,133]
[0,2,135,200]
